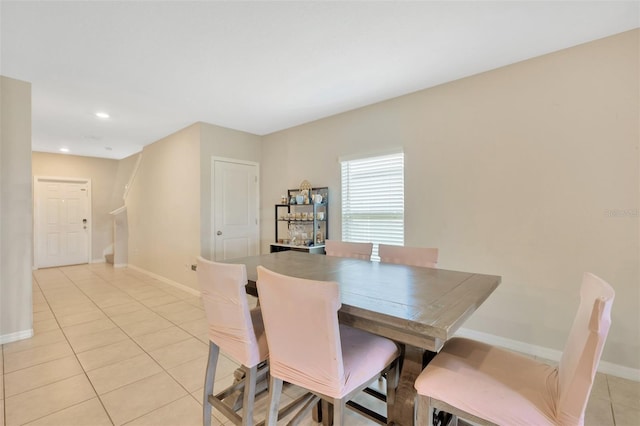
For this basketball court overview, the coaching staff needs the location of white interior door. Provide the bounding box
[213,159,259,261]
[35,177,91,268]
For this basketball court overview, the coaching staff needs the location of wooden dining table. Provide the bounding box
[226,250,501,426]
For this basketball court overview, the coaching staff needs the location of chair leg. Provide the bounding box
[312,400,322,422]
[451,414,459,426]
[242,365,258,426]
[265,375,283,426]
[385,359,399,409]
[203,341,220,426]
[414,394,429,425]
[332,400,345,426]
[321,400,333,426]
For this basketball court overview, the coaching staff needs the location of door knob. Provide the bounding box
[217,231,222,236]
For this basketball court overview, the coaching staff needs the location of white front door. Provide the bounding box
[35,177,91,268]
[212,159,259,261]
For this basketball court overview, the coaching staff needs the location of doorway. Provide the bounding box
[34,177,91,268]
[211,158,259,261]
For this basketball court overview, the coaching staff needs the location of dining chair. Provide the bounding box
[199,257,315,426]
[378,244,439,268]
[256,266,400,425]
[198,256,269,426]
[414,272,615,426]
[325,239,373,260]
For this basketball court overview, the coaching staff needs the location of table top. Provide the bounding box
[227,250,501,352]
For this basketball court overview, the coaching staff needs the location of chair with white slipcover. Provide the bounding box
[414,272,615,426]
[324,240,373,260]
[378,244,439,268]
[198,256,268,426]
[256,266,400,425]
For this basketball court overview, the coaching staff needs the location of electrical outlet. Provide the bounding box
[191,264,197,271]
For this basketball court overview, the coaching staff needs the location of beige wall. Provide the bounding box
[124,121,261,291]
[1,76,33,342]
[260,30,640,371]
[126,123,201,290]
[32,152,120,262]
[199,122,262,260]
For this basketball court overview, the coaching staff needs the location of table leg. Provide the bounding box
[312,400,322,422]
[388,345,425,426]
[321,400,334,426]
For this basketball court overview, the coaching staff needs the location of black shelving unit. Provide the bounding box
[270,187,328,254]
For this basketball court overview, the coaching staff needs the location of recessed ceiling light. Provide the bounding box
[59,147,69,153]
[95,112,110,119]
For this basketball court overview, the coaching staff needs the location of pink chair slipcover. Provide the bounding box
[324,240,373,260]
[414,272,615,426]
[198,256,267,367]
[256,266,400,425]
[197,257,268,426]
[378,244,439,268]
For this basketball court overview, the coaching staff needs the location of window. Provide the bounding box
[340,151,404,260]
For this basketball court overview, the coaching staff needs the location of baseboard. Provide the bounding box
[91,258,106,264]
[0,328,34,345]
[127,264,201,297]
[113,263,127,269]
[455,327,639,382]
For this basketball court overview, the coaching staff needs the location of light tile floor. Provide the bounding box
[1,263,638,425]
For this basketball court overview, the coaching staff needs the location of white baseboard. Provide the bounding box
[91,258,106,264]
[455,327,639,382]
[113,263,127,268]
[0,328,34,345]
[127,264,201,297]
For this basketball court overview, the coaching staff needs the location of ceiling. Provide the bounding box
[1,1,638,160]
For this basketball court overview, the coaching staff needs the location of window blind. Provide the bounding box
[341,152,404,260]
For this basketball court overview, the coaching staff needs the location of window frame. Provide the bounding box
[340,150,405,260]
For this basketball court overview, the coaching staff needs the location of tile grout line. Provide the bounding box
[90,266,247,426]
[57,265,212,424]
[603,375,617,426]
[86,266,230,425]
[87,268,219,425]
[56,266,203,422]
[36,267,117,426]
[2,279,75,380]
[2,274,101,425]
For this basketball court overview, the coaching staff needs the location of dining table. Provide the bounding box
[226,250,501,426]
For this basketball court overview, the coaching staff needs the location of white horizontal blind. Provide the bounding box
[341,152,404,260]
